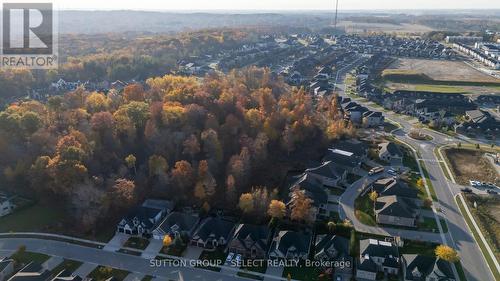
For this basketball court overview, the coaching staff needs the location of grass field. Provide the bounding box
[354,194,377,226]
[88,266,130,281]
[51,259,83,274]
[10,250,50,266]
[0,203,66,233]
[457,195,500,280]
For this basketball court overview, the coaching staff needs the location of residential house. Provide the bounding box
[0,193,15,217]
[402,254,456,281]
[314,234,353,280]
[370,177,420,227]
[304,161,347,188]
[7,262,51,281]
[455,110,500,137]
[116,199,173,237]
[331,139,369,162]
[323,148,363,175]
[378,142,403,163]
[51,270,83,281]
[268,231,312,260]
[0,258,14,281]
[228,224,271,259]
[362,111,385,127]
[152,211,199,240]
[190,217,236,249]
[356,239,400,280]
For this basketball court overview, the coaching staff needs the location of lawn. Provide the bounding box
[123,237,150,250]
[383,122,399,133]
[419,161,438,201]
[282,263,330,281]
[417,217,440,233]
[88,266,130,281]
[399,144,419,172]
[0,202,66,233]
[354,194,376,226]
[195,248,227,272]
[328,187,345,196]
[51,259,83,274]
[10,250,50,266]
[463,194,500,262]
[399,240,438,256]
[457,195,500,280]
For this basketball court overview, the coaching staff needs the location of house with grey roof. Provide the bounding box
[402,254,456,281]
[369,177,421,227]
[356,239,400,280]
[152,211,199,240]
[268,231,312,261]
[190,217,236,249]
[375,195,419,227]
[378,142,403,163]
[117,199,173,237]
[314,235,353,280]
[0,258,14,281]
[228,224,271,259]
[7,262,51,281]
[304,161,347,188]
[0,192,15,218]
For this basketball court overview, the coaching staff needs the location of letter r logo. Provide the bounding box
[2,3,53,54]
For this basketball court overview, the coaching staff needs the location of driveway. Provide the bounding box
[264,266,284,281]
[183,246,203,259]
[103,232,129,252]
[42,256,63,270]
[141,239,163,259]
[73,262,98,278]
[123,273,143,281]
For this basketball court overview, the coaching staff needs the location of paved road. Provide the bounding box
[0,238,253,281]
[338,172,442,243]
[337,86,496,281]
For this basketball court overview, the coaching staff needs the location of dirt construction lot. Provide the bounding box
[387,58,500,83]
[444,148,500,186]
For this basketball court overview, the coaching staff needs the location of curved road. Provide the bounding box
[339,93,496,281]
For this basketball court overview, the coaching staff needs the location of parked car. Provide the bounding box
[487,189,498,195]
[226,252,234,263]
[369,166,384,176]
[461,188,473,193]
[387,169,398,176]
[235,254,242,266]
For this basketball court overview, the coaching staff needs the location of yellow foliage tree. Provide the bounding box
[163,235,173,247]
[267,200,286,219]
[238,193,254,214]
[435,245,459,262]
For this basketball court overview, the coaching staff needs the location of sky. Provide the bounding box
[52,0,500,11]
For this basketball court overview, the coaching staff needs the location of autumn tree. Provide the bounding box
[111,178,137,210]
[435,245,459,262]
[148,155,168,177]
[194,160,216,201]
[369,191,379,209]
[125,154,137,174]
[268,200,286,219]
[238,193,254,214]
[225,174,237,206]
[289,188,315,223]
[123,83,145,102]
[183,134,200,159]
[171,160,194,193]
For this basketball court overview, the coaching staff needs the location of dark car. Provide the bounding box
[487,189,498,195]
[461,188,473,193]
